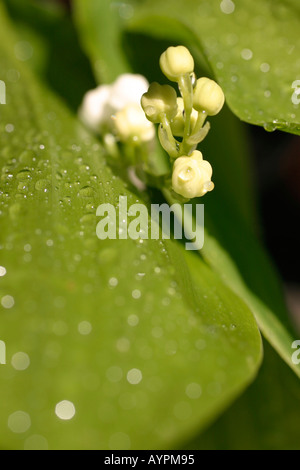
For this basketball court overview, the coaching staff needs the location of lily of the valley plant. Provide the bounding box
[80,46,225,200]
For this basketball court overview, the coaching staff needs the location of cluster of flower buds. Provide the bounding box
[141,45,225,199]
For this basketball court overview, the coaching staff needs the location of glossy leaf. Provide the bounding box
[186,341,300,450]
[126,0,300,135]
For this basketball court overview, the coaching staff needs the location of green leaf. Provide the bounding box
[0,5,262,449]
[126,0,300,136]
[186,341,300,450]
[73,0,131,83]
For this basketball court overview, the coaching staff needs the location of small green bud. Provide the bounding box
[160,46,194,82]
[193,78,225,116]
[141,82,178,123]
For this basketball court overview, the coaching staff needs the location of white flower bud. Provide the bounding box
[79,74,150,133]
[171,97,199,137]
[141,82,178,123]
[113,103,155,143]
[79,85,111,132]
[172,150,214,199]
[109,74,150,111]
[160,46,194,82]
[193,77,225,116]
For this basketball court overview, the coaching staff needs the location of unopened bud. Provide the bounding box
[160,46,194,82]
[193,77,225,116]
[141,82,178,123]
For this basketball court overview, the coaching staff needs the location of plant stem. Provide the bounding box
[160,114,179,159]
[178,74,193,155]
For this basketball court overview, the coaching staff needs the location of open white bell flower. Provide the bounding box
[172,150,214,199]
[79,74,150,134]
[113,103,155,143]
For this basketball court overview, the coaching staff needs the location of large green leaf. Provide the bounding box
[72,0,300,377]
[0,4,262,449]
[73,0,131,83]
[125,0,300,136]
[186,341,300,450]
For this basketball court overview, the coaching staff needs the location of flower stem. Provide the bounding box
[178,74,193,155]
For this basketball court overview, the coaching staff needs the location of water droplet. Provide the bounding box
[11,352,30,371]
[5,124,15,133]
[132,289,142,299]
[260,62,270,73]
[14,41,33,62]
[35,179,50,192]
[220,0,235,14]
[0,266,7,277]
[1,295,15,309]
[85,203,95,213]
[264,122,276,132]
[241,48,253,60]
[17,183,29,193]
[106,366,123,383]
[109,277,118,288]
[55,401,76,421]
[78,321,92,336]
[78,186,95,198]
[127,368,143,385]
[8,411,31,433]
[127,314,139,327]
[17,170,31,181]
[186,383,202,399]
